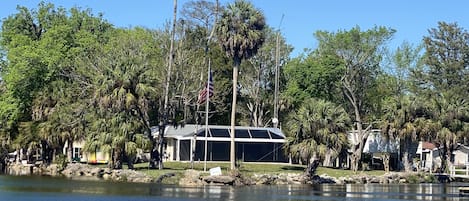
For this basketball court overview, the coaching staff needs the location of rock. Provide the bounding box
[179,170,204,186]
[102,173,112,180]
[256,175,276,185]
[369,177,380,183]
[156,172,176,183]
[89,168,103,177]
[380,177,389,184]
[203,175,235,185]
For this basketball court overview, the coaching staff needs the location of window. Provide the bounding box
[210,128,230,137]
[236,129,250,138]
[250,130,270,139]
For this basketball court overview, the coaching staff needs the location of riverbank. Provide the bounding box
[4,162,449,185]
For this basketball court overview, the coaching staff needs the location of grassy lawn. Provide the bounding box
[128,161,386,180]
[132,161,305,177]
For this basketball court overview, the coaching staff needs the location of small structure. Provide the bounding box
[348,129,400,170]
[416,141,441,172]
[452,143,469,166]
[153,124,288,163]
[64,141,110,164]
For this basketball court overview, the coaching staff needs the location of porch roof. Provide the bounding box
[151,124,285,143]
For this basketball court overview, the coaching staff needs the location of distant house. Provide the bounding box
[152,124,288,163]
[452,143,469,166]
[348,129,400,170]
[63,141,110,164]
[416,141,441,172]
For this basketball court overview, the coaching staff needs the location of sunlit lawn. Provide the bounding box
[132,161,305,178]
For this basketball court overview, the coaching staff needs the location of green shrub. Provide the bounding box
[55,154,68,171]
[406,174,420,183]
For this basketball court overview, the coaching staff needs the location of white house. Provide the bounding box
[452,143,469,166]
[416,141,441,172]
[348,129,400,170]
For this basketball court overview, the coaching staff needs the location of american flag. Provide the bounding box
[197,71,214,104]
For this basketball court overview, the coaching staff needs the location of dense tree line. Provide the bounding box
[0,1,290,169]
[0,1,467,172]
[285,22,468,172]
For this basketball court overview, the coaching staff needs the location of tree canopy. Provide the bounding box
[0,1,468,173]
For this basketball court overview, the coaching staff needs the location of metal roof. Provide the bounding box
[151,124,285,142]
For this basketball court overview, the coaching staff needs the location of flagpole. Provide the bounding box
[204,59,211,172]
[191,104,199,169]
[204,60,212,172]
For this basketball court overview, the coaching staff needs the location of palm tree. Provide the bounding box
[285,98,350,174]
[215,0,265,170]
[83,28,161,169]
[381,95,423,172]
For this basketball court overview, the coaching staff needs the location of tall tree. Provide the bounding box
[284,52,344,109]
[315,26,395,171]
[380,42,423,172]
[215,0,265,170]
[83,28,161,169]
[414,22,469,171]
[0,3,112,163]
[238,27,292,127]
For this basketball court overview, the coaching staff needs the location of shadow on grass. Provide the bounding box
[281,166,305,171]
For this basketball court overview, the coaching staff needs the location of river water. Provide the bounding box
[0,175,467,201]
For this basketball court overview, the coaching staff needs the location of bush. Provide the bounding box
[55,154,68,171]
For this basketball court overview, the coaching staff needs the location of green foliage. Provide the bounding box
[55,154,68,171]
[405,173,437,184]
[238,27,293,126]
[216,0,266,65]
[0,1,467,173]
[284,53,344,108]
[285,98,350,162]
[216,0,266,169]
[411,22,469,171]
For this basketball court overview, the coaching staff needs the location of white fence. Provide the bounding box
[450,164,469,178]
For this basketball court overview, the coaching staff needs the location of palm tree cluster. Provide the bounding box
[283,22,469,172]
[285,98,350,167]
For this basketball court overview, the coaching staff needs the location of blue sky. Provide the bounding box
[1,0,469,57]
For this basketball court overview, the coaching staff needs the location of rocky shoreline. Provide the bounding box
[4,163,449,186]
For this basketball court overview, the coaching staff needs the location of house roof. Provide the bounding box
[348,129,399,153]
[455,143,469,153]
[151,124,286,143]
[416,141,439,154]
[421,142,436,150]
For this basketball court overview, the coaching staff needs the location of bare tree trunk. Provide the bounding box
[230,64,239,170]
[306,153,319,177]
[382,153,390,172]
[113,149,122,169]
[67,139,73,163]
[403,151,412,172]
[16,148,20,164]
[323,149,332,167]
[156,0,177,170]
[349,116,372,172]
[350,150,360,171]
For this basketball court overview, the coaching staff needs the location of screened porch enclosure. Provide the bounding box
[161,125,288,163]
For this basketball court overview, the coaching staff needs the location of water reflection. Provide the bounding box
[0,175,466,201]
[342,183,459,200]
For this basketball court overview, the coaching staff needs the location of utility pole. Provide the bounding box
[158,0,177,170]
[273,14,284,128]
